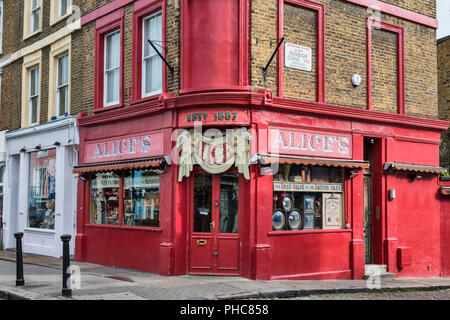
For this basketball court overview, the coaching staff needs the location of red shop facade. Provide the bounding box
[74,95,449,280]
[74,0,450,280]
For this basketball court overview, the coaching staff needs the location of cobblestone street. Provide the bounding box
[287,289,450,300]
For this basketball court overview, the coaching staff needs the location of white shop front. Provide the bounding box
[2,117,78,257]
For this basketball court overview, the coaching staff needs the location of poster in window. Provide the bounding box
[322,193,343,229]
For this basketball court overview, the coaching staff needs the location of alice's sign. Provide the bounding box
[85,132,164,163]
[274,182,343,193]
[269,127,352,159]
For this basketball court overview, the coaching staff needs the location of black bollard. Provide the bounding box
[61,234,72,297]
[14,232,24,286]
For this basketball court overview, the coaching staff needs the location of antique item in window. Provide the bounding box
[273,210,286,231]
[322,193,343,229]
[281,195,294,212]
[288,209,303,230]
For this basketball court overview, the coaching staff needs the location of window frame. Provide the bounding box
[94,9,124,111]
[23,0,43,39]
[58,0,70,18]
[28,66,40,126]
[0,0,4,54]
[56,53,69,117]
[141,11,163,99]
[103,29,121,108]
[21,50,42,128]
[277,0,325,102]
[30,0,41,34]
[50,0,72,26]
[131,0,167,104]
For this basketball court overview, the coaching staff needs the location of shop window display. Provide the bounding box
[123,170,160,228]
[28,149,57,230]
[90,172,120,225]
[89,169,161,228]
[272,164,345,231]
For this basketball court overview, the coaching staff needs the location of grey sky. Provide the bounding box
[437,0,450,39]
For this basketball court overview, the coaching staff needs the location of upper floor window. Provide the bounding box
[104,30,121,107]
[58,0,70,18]
[57,53,69,117]
[29,66,40,125]
[142,12,162,98]
[30,0,41,34]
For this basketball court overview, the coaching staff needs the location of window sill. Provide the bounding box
[24,227,56,234]
[85,224,163,232]
[50,11,72,27]
[129,93,162,106]
[268,229,352,236]
[23,29,43,41]
[93,103,124,113]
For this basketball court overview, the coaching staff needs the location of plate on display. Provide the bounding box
[281,195,294,213]
[272,210,286,231]
[288,209,304,230]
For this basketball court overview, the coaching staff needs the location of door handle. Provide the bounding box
[197,239,207,246]
[210,221,215,229]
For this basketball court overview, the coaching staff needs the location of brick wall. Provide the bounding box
[250,0,438,118]
[71,0,181,117]
[381,0,436,18]
[438,36,450,169]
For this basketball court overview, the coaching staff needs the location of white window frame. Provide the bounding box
[56,53,69,117]
[30,0,41,34]
[29,66,40,126]
[58,0,70,18]
[103,30,121,107]
[142,12,163,98]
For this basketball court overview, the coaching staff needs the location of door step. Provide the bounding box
[363,264,396,280]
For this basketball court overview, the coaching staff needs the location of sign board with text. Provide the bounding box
[285,42,312,72]
[178,108,250,127]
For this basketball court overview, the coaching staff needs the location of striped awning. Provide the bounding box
[384,162,447,175]
[73,158,166,174]
[258,155,370,169]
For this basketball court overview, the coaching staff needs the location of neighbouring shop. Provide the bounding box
[2,117,79,257]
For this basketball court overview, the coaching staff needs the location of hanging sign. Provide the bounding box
[85,132,164,164]
[269,127,352,159]
[285,42,312,72]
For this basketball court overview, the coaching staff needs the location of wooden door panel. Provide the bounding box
[216,237,240,273]
[190,235,214,271]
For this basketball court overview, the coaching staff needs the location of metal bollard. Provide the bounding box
[60,234,72,297]
[14,232,24,286]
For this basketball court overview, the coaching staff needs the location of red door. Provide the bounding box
[189,172,240,275]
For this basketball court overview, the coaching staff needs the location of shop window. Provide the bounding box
[28,149,57,230]
[123,170,160,227]
[89,169,160,228]
[272,164,345,231]
[94,9,124,110]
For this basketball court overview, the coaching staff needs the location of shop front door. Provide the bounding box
[189,172,240,275]
[363,174,372,264]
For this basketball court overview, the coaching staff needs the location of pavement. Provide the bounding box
[1,250,450,300]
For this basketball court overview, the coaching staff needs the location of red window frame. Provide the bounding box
[131,0,167,104]
[366,18,405,115]
[278,0,325,102]
[94,8,125,112]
